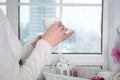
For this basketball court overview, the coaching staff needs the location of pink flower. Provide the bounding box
[111,48,120,63]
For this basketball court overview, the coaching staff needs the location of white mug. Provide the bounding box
[43,17,61,30]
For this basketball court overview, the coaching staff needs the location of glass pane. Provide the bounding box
[0,0,6,2]
[0,6,6,15]
[63,0,102,4]
[20,0,60,3]
[60,6,102,53]
[20,6,60,44]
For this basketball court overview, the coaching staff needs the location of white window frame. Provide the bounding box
[6,0,108,69]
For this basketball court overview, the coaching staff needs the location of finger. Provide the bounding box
[63,31,74,40]
[50,22,60,30]
[62,28,68,33]
[58,25,65,31]
[52,22,62,29]
[56,21,62,26]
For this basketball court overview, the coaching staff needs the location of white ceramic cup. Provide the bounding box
[43,17,61,30]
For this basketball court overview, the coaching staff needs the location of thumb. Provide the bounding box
[64,31,74,40]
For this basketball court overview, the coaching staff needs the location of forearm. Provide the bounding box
[18,39,52,80]
[21,43,34,63]
[20,35,42,63]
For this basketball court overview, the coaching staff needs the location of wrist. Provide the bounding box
[39,39,53,49]
[31,41,36,48]
[31,35,42,48]
[41,37,55,47]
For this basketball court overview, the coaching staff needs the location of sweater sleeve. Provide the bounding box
[21,43,34,63]
[18,39,53,80]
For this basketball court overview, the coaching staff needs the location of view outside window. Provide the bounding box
[0,0,6,2]
[63,0,102,4]
[19,0,103,54]
[20,5,59,44]
[20,0,59,3]
[0,6,6,14]
[0,0,6,14]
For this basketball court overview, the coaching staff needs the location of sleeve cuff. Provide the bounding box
[37,39,53,50]
[29,44,34,50]
[24,42,34,51]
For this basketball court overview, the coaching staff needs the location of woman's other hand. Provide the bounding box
[42,22,74,47]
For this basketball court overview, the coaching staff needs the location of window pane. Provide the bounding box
[0,6,6,15]
[63,0,102,4]
[0,0,6,2]
[20,0,60,3]
[20,6,60,44]
[60,6,102,53]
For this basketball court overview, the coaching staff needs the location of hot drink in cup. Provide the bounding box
[43,17,75,34]
[43,17,61,30]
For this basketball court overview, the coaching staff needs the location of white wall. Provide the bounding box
[107,0,114,71]
[114,0,120,27]
[7,0,18,36]
[108,0,120,71]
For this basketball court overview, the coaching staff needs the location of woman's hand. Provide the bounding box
[42,22,74,47]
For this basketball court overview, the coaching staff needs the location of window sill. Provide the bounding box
[46,54,105,67]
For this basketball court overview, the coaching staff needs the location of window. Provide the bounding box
[0,0,108,68]
[19,0,103,54]
[0,0,6,14]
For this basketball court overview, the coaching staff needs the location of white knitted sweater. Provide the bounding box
[0,8,52,80]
